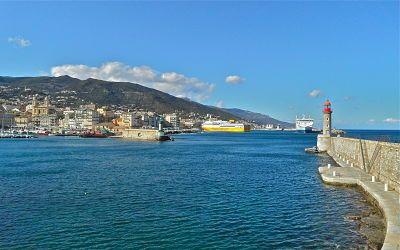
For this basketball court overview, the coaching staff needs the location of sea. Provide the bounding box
[0,130,398,249]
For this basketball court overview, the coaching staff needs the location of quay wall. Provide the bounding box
[327,137,400,193]
[122,128,164,141]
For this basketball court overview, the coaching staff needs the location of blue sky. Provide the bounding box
[0,1,398,129]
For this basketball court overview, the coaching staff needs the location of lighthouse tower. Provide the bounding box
[322,99,332,136]
[317,99,333,152]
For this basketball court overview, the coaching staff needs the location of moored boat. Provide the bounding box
[201,120,251,132]
[79,130,109,138]
[296,116,316,133]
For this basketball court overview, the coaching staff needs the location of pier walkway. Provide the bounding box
[319,157,400,249]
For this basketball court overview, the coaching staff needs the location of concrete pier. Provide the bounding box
[314,99,400,248]
[319,156,400,249]
[121,128,169,141]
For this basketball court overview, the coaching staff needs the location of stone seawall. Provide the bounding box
[122,128,165,141]
[327,137,400,193]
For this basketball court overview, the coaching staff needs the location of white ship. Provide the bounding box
[295,116,314,133]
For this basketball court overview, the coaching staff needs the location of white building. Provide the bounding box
[32,114,58,128]
[120,112,141,128]
[265,124,274,130]
[165,113,180,129]
[76,109,100,130]
[62,108,100,130]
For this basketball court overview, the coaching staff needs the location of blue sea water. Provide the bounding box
[1,131,395,249]
[344,129,400,143]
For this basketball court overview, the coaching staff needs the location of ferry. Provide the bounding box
[201,120,251,132]
[295,116,314,133]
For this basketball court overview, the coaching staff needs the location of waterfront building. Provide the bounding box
[97,107,115,122]
[14,115,30,128]
[135,112,162,128]
[118,112,141,128]
[0,105,15,128]
[147,113,162,128]
[32,114,58,128]
[165,113,180,129]
[265,124,274,130]
[75,109,100,130]
[180,118,195,128]
[62,108,100,130]
[62,109,77,129]
[31,96,51,117]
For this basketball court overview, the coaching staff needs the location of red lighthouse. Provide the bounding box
[322,99,332,135]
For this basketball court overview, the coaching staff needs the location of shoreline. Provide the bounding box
[318,154,400,249]
[321,180,386,248]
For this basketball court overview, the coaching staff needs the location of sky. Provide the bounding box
[0,1,399,129]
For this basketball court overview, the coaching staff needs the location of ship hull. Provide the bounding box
[202,125,251,132]
[296,127,313,133]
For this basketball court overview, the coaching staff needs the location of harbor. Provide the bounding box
[1,129,391,249]
[1,100,398,248]
[1,1,398,248]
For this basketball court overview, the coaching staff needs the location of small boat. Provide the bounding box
[79,130,109,138]
[0,131,36,139]
[36,130,50,136]
[157,135,172,141]
[305,146,320,154]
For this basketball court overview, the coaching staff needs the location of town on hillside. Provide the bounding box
[0,86,289,137]
[0,94,209,135]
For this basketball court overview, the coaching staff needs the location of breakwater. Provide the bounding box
[121,128,170,141]
[328,137,400,193]
[318,135,400,249]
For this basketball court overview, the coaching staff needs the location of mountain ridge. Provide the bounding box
[222,108,294,128]
[0,75,291,126]
[0,75,238,120]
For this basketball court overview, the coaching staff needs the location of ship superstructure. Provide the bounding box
[295,116,314,133]
[201,120,251,132]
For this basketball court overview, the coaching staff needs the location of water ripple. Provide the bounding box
[0,132,375,248]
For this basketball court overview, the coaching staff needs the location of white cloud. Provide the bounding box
[308,89,323,98]
[51,62,214,101]
[225,75,245,84]
[8,37,31,47]
[216,100,224,108]
[383,118,400,123]
[368,119,376,123]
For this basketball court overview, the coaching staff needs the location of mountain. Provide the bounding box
[0,75,237,120]
[222,108,294,128]
[0,76,291,125]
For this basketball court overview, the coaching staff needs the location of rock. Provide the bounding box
[345,215,362,221]
[358,213,385,250]
[359,226,384,249]
[360,214,385,230]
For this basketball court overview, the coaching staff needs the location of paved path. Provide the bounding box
[319,155,400,250]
